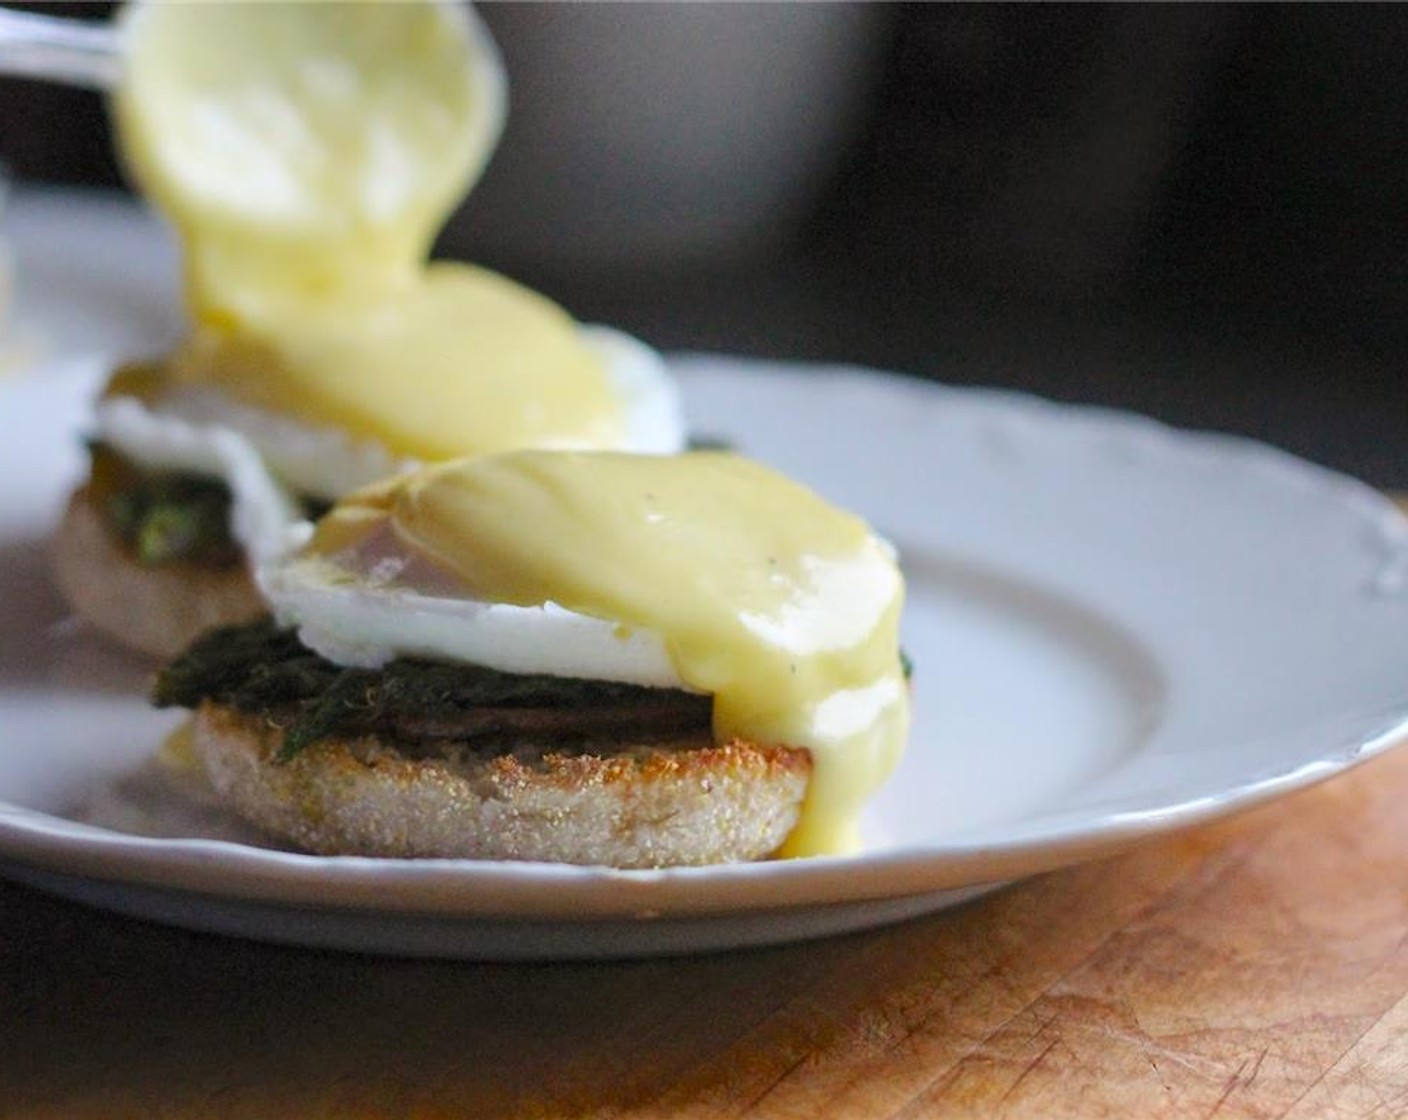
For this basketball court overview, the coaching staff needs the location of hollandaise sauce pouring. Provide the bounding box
[115,0,503,310]
[292,451,912,857]
[109,0,626,460]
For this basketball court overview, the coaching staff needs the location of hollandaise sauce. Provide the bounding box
[164,266,622,459]
[110,0,625,457]
[307,451,911,857]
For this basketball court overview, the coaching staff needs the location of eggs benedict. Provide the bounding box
[153,450,910,866]
[53,0,684,658]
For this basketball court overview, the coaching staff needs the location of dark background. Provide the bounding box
[2,2,1405,487]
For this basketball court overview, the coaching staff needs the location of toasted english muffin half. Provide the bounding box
[192,702,812,868]
[51,485,264,659]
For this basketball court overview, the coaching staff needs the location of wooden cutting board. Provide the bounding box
[6,730,1408,1118]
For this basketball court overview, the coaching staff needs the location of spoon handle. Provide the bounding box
[0,9,119,91]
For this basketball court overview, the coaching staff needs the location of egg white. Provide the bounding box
[261,551,686,687]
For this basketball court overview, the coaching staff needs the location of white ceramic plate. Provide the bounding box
[2,191,1408,959]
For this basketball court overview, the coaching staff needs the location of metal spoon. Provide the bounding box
[0,8,119,91]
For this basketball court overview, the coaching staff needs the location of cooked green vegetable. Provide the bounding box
[89,442,329,567]
[153,617,713,762]
[89,441,241,567]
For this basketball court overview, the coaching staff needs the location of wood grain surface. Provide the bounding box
[6,733,1408,1118]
